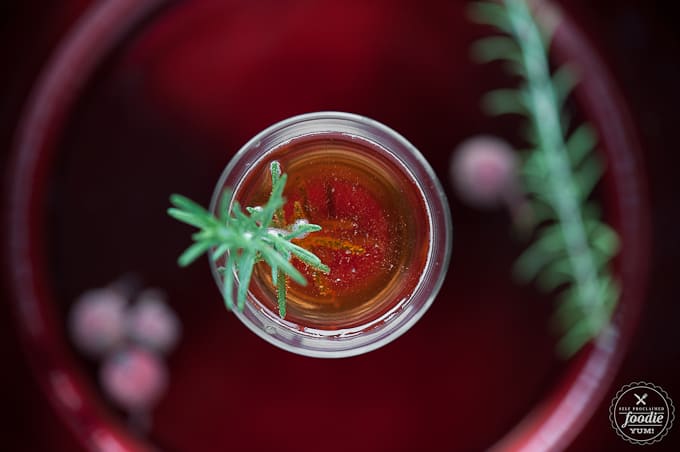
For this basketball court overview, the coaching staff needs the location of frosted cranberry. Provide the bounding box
[450,136,519,208]
[126,289,181,354]
[68,288,127,357]
[100,346,168,411]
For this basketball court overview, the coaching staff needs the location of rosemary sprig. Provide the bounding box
[470,0,620,356]
[168,161,330,318]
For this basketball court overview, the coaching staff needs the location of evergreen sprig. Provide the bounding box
[168,161,330,318]
[470,0,620,356]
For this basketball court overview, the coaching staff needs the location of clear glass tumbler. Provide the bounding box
[209,111,452,357]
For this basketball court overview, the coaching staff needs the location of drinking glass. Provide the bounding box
[209,111,452,357]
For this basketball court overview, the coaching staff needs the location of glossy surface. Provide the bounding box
[2,0,664,451]
[242,137,429,328]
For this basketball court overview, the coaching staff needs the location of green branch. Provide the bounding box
[168,161,330,317]
[470,0,620,356]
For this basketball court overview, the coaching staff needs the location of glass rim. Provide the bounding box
[209,111,452,358]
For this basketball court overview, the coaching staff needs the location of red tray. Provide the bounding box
[4,1,650,450]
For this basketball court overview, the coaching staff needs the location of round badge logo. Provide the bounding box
[609,381,675,445]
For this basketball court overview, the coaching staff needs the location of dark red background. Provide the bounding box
[1,1,679,450]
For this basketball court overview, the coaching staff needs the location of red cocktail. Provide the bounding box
[4,0,650,450]
[210,112,452,357]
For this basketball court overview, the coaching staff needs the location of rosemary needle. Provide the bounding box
[168,161,330,317]
[470,0,620,356]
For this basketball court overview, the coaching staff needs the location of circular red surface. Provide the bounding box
[5,1,649,451]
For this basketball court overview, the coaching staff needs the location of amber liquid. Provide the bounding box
[236,135,431,330]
